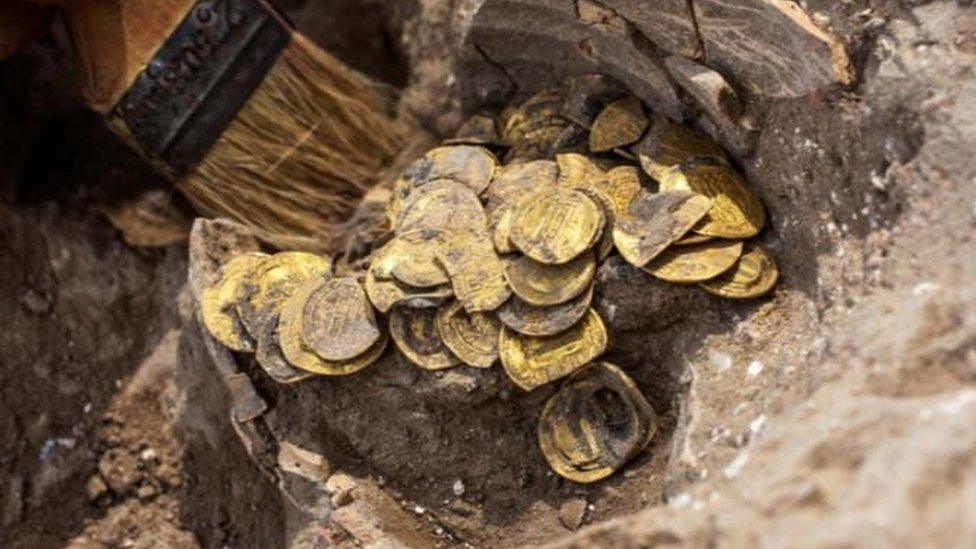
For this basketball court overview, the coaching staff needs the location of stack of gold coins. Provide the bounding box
[198,75,779,483]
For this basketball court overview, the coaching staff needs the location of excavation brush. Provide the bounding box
[66,0,407,251]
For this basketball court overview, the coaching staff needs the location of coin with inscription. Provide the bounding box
[389,306,460,370]
[632,115,729,180]
[388,231,450,288]
[503,90,566,147]
[435,230,511,313]
[602,166,643,217]
[613,190,713,268]
[499,309,608,391]
[490,201,518,255]
[279,276,386,376]
[589,96,649,152]
[510,188,605,265]
[505,252,595,307]
[365,269,452,314]
[301,277,380,362]
[201,252,268,352]
[237,251,332,337]
[660,157,765,239]
[700,246,779,299]
[497,285,593,337]
[395,179,487,235]
[435,301,500,368]
[643,239,743,283]
[538,362,657,483]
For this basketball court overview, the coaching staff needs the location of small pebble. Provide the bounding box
[558,498,587,530]
[452,479,465,497]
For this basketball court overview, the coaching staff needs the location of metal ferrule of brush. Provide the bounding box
[109,0,290,180]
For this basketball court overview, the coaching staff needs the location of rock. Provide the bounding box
[692,0,852,97]
[85,475,109,502]
[19,289,50,315]
[600,0,700,58]
[559,498,588,530]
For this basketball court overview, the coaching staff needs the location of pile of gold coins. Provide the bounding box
[201,81,778,483]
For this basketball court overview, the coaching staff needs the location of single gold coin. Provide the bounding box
[643,239,744,283]
[201,252,268,352]
[486,160,558,210]
[388,231,450,288]
[632,115,729,180]
[435,301,500,368]
[497,285,593,337]
[505,252,596,307]
[394,179,487,235]
[538,362,657,483]
[613,190,713,268]
[503,90,566,148]
[394,145,497,196]
[279,276,386,376]
[237,251,332,337]
[389,306,460,370]
[435,230,511,313]
[556,153,606,189]
[254,313,313,384]
[589,96,649,152]
[510,188,605,265]
[499,309,608,391]
[660,157,766,239]
[364,269,452,314]
[700,246,779,299]
[301,277,380,362]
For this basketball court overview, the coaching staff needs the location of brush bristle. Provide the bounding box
[178,33,406,252]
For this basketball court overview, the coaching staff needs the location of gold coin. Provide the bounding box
[435,230,511,313]
[394,145,497,197]
[632,116,729,180]
[499,309,608,391]
[700,246,779,299]
[388,232,450,288]
[643,239,743,283]
[364,269,452,314]
[497,285,593,337]
[589,96,649,152]
[389,306,460,370]
[556,153,606,189]
[254,314,312,384]
[503,90,566,147]
[613,190,713,268]
[660,157,766,239]
[279,276,386,376]
[486,160,558,210]
[538,362,657,483]
[201,252,268,352]
[238,251,332,337]
[394,179,487,235]
[435,301,500,368]
[510,188,605,265]
[505,252,595,307]
[301,277,381,362]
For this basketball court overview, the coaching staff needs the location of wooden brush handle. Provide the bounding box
[64,0,196,112]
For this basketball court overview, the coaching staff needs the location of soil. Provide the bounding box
[2,0,976,548]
